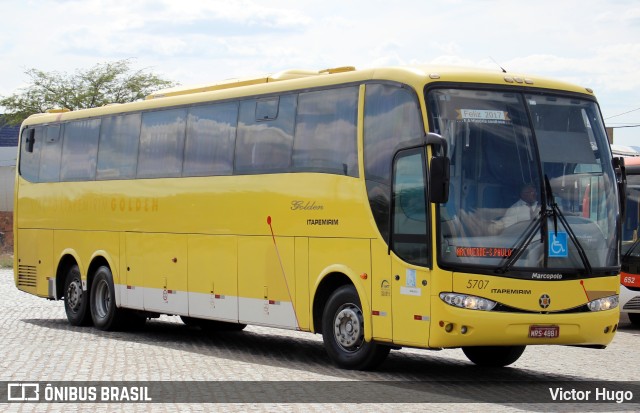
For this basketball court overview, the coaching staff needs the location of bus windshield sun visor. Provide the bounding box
[536,131,597,164]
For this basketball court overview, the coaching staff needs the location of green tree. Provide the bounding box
[0,59,177,125]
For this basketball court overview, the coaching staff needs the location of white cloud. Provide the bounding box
[1,0,639,146]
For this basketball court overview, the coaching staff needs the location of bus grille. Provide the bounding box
[17,265,37,288]
[623,296,640,311]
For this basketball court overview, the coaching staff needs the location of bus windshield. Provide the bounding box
[427,88,619,277]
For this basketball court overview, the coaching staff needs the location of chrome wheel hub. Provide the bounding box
[333,303,364,352]
[67,280,83,312]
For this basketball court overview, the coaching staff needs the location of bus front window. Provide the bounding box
[427,88,619,277]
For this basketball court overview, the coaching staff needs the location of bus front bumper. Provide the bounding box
[429,304,619,349]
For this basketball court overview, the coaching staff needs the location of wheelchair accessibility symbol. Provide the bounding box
[548,231,568,258]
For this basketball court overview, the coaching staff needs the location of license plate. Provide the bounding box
[529,325,559,338]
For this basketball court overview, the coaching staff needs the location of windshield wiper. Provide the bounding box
[495,213,543,274]
[496,175,593,275]
[543,175,593,275]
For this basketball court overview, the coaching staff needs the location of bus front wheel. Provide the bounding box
[462,345,526,367]
[63,264,92,326]
[322,285,389,370]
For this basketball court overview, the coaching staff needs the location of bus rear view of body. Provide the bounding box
[14,65,622,370]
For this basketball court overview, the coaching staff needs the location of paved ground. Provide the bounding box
[0,268,638,412]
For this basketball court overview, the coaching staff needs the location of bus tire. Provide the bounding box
[90,266,124,331]
[63,264,92,326]
[462,345,526,367]
[322,285,390,370]
[628,313,640,326]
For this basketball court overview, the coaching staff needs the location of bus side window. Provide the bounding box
[391,148,430,266]
[97,113,141,180]
[20,127,42,182]
[364,83,423,241]
[137,109,187,179]
[183,102,238,176]
[235,95,295,173]
[38,125,63,182]
[292,87,358,176]
[256,97,279,120]
[364,84,423,184]
[60,119,101,181]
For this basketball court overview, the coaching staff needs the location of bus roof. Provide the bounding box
[145,66,357,99]
[21,65,597,127]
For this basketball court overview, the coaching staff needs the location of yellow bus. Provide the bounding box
[14,65,623,370]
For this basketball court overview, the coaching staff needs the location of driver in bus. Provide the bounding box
[500,184,539,228]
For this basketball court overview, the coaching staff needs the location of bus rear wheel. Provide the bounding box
[63,264,92,326]
[322,285,389,370]
[462,345,526,367]
[90,266,127,331]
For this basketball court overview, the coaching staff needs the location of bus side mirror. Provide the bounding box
[429,156,450,204]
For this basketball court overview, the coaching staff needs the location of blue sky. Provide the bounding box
[0,0,638,146]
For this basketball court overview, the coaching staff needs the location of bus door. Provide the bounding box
[389,148,432,346]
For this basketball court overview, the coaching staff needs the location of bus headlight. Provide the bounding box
[587,295,619,312]
[440,293,497,311]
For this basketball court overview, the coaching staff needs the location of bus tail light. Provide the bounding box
[440,293,497,311]
[587,295,619,312]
